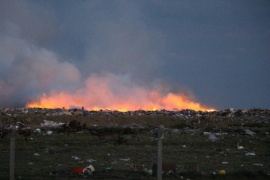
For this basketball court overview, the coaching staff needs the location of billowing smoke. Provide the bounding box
[0,34,81,107]
[26,72,212,111]
[0,1,159,107]
[0,0,213,110]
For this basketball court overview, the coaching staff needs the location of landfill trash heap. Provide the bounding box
[1,107,270,118]
[1,108,269,134]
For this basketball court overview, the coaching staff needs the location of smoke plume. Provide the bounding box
[0,0,214,110]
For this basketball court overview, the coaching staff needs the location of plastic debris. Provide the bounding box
[41,120,64,128]
[119,158,130,161]
[72,167,84,174]
[72,156,81,160]
[33,153,40,156]
[245,129,256,136]
[203,132,211,135]
[237,142,244,149]
[35,128,41,134]
[86,159,96,163]
[47,131,53,135]
[57,164,65,167]
[218,169,226,174]
[245,152,255,156]
[208,133,217,142]
[83,165,95,175]
[253,163,263,166]
[105,167,112,171]
[145,168,153,175]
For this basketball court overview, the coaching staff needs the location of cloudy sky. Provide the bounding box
[0,0,269,110]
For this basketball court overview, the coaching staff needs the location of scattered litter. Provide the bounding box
[214,132,228,136]
[253,163,263,166]
[35,128,41,134]
[72,167,84,174]
[83,165,95,175]
[245,152,255,156]
[218,169,226,174]
[57,164,65,167]
[208,134,217,142]
[171,129,181,133]
[86,159,96,163]
[119,158,130,161]
[2,107,270,178]
[111,161,117,164]
[47,131,53,135]
[41,120,64,128]
[145,168,152,175]
[237,142,244,149]
[72,156,81,160]
[62,111,72,116]
[245,129,256,136]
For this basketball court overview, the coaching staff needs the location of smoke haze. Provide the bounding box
[0,0,269,109]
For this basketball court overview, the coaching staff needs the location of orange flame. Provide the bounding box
[26,89,215,112]
[26,74,215,111]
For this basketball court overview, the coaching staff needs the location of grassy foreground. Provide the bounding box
[0,109,270,179]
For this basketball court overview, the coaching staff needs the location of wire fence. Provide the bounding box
[1,125,270,179]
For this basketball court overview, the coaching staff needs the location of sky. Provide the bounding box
[0,0,269,110]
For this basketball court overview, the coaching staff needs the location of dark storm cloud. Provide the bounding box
[0,0,269,109]
[47,1,166,83]
[142,0,270,109]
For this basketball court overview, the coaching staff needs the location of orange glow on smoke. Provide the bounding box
[26,90,215,112]
[26,74,215,111]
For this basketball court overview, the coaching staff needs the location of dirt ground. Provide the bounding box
[0,108,270,179]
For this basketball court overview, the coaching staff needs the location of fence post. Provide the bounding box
[10,126,16,180]
[157,125,164,180]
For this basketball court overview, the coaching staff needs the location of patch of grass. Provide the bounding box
[1,113,270,179]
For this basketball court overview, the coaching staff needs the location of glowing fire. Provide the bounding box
[26,92,213,111]
[26,74,215,112]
